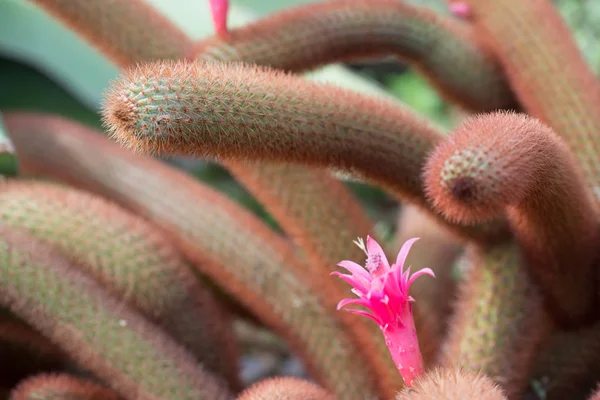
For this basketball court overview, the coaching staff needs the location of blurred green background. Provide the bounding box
[1,0,598,234]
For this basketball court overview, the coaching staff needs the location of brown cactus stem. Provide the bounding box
[237,377,335,400]
[0,224,233,400]
[26,1,504,391]
[460,0,600,207]
[394,204,462,361]
[102,60,509,244]
[224,162,419,390]
[28,1,433,393]
[189,0,516,112]
[10,373,123,400]
[439,241,553,398]
[191,0,495,382]
[0,320,69,388]
[0,180,241,389]
[5,113,381,400]
[32,0,516,114]
[528,320,600,400]
[424,112,600,327]
[395,368,508,400]
[28,0,192,66]
[198,0,506,375]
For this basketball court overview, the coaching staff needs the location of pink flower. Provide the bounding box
[209,0,229,38]
[331,236,435,387]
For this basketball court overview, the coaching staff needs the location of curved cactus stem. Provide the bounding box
[102,60,509,244]
[10,373,123,400]
[439,241,553,398]
[237,377,335,400]
[460,0,600,208]
[4,113,381,400]
[28,0,192,66]
[395,368,508,400]
[191,0,516,112]
[222,161,414,393]
[0,180,241,389]
[424,112,600,327]
[0,223,233,400]
[24,1,443,394]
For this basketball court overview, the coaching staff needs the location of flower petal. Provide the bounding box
[407,268,436,288]
[382,270,402,299]
[343,308,380,324]
[337,260,371,280]
[400,266,412,294]
[331,271,370,294]
[337,297,373,311]
[366,236,391,273]
[395,237,420,271]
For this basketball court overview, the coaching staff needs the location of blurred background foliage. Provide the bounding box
[0,0,598,234]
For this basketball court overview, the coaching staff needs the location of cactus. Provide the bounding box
[237,377,334,400]
[102,59,506,243]
[0,223,232,400]
[0,180,240,389]
[4,113,381,400]
[395,368,508,400]
[10,373,123,400]
[438,241,552,397]
[2,0,600,398]
[423,112,600,326]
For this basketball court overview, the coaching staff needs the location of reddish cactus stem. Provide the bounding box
[237,377,335,400]
[459,0,600,208]
[424,112,600,327]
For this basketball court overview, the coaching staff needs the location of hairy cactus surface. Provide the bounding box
[394,368,508,400]
[2,0,600,399]
[423,111,600,326]
[0,180,241,389]
[10,373,123,400]
[237,377,335,400]
[0,223,233,400]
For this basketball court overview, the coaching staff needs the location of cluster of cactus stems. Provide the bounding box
[1,0,600,398]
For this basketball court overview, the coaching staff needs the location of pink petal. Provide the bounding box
[382,270,402,299]
[337,297,373,311]
[400,266,412,293]
[395,237,420,271]
[407,268,436,288]
[388,266,406,299]
[209,0,229,38]
[366,275,387,298]
[330,271,370,294]
[366,236,390,272]
[343,308,380,324]
[337,260,371,280]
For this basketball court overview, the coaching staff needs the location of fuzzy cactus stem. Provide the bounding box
[332,237,435,387]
